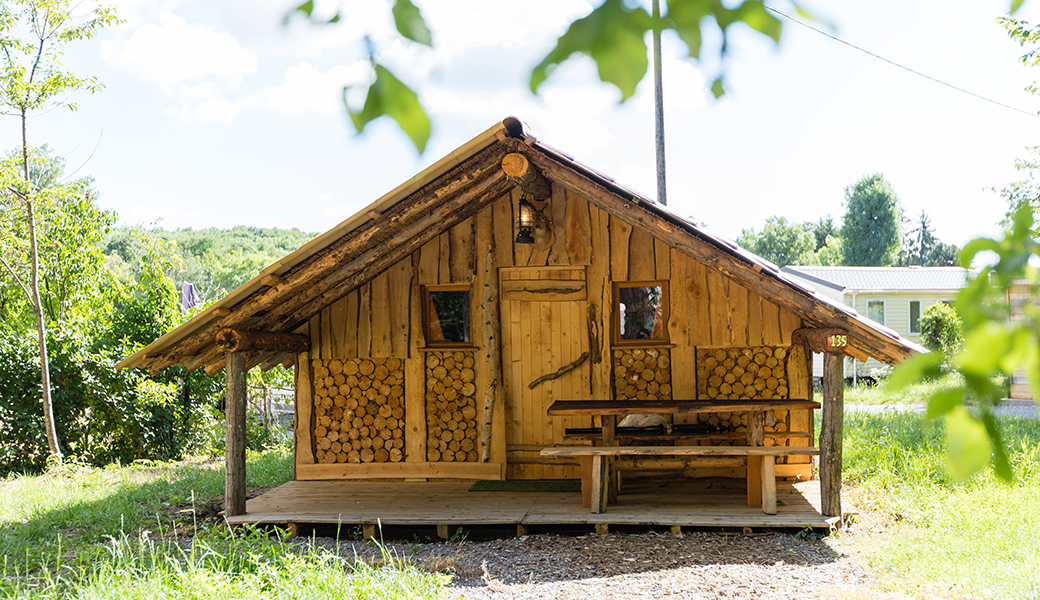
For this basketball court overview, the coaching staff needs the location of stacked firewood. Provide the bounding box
[696,347,788,400]
[425,351,479,462]
[613,347,672,401]
[688,408,791,451]
[312,357,406,464]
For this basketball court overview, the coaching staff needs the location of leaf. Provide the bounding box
[731,1,783,43]
[980,408,1014,481]
[1011,0,1027,15]
[282,0,314,25]
[944,407,991,481]
[346,64,431,154]
[955,321,1013,377]
[392,0,432,46]
[710,76,725,98]
[530,0,651,101]
[666,0,711,59]
[926,387,964,420]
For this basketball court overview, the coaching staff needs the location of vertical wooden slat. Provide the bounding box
[628,226,655,281]
[820,352,844,517]
[654,237,670,280]
[729,281,749,346]
[295,350,315,467]
[761,299,781,346]
[761,456,777,514]
[449,216,475,283]
[405,252,426,469]
[548,182,569,266]
[779,308,802,345]
[668,249,695,406]
[321,306,333,360]
[389,259,411,357]
[345,291,359,358]
[707,271,732,346]
[370,272,391,357]
[521,299,536,478]
[686,258,710,346]
[747,290,764,347]
[419,238,439,285]
[609,214,632,282]
[565,189,591,265]
[588,204,611,402]
[746,410,765,508]
[438,232,451,284]
[225,352,247,517]
[329,297,347,360]
[309,314,321,360]
[492,191,515,268]
[358,283,372,358]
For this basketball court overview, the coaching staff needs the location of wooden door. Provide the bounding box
[500,267,590,480]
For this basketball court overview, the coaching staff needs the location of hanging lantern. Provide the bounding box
[515,191,535,244]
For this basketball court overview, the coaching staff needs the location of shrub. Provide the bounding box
[919,302,963,370]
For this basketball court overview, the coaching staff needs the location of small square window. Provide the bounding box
[867,300,885,326]
[615,281,668,343]
[909,300,921,334]
[424,286,470,345]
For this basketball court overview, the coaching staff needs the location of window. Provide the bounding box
[909,300,921,334]
[615,281,668,343]
[423,285,470,345]
[866,300,885,326]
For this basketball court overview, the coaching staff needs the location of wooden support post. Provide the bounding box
[761,456,777,514]
[595,523,609,535]
[437,524,450,540]
[225,352,247,517]
[479,245,501,462]
[601,414,618,503]
[363,524,376,541]
[591,455,607,514]
[516,523,529,537]
[820,352,844,517]
[670,525,682,536]
[746,410,765,508]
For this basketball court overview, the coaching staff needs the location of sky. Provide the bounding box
[3,0,1040,248]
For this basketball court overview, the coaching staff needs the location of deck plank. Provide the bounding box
[228,479,839,529]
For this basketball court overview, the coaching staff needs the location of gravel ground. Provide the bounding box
[847,400,1038,419]
[318,530,876,599]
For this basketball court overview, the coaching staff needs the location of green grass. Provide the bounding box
[842,410,1040,599]
[841,372,967,405]
[0,446,451,598]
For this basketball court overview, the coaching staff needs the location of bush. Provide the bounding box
[0,328,223,473]
[919,302,963,370]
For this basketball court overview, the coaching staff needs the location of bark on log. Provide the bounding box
[147,143,510,373]
[501,153,551,201]
[820,352,844,517]
[215,329,310,354]
[529,352,589,390]
[479,244,502,462]
[225,352,248,517]
[791,328,849,355]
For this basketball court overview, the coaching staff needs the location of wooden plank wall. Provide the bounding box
[300,183,813,481]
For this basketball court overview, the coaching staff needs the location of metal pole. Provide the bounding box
[652,0,667,206]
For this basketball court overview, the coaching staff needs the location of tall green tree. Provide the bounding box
[0,0,119,463]
[897,210,960,267]
[841,173,903,266]
[737,216,818,267]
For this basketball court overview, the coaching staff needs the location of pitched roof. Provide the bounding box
[118,117,924,374]
[781,266,972,292]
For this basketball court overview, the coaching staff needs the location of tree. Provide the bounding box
[288,0,807,153]
[840,173,903,266]
[918,302,963,371]
[737,216,818,267]
[0,0,119,464]
[897,210,960,267]
[809,216,839,252]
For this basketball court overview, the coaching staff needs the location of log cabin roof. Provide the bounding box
[118,116,924,374]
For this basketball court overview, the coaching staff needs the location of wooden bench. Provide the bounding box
[540,445,821,515]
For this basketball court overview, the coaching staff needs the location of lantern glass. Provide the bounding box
[515,193,535,244]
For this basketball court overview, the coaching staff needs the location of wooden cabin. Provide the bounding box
[119,117,922,532]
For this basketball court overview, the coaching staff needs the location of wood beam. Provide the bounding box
[146,142,510,373]
[225,352,248,517]
[501,152,551,201]
[820,352,844,517]
[215,329,309,354]
[515,143,916,366]
[791,328,849,355]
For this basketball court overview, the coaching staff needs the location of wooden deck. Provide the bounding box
[226,478,843,532]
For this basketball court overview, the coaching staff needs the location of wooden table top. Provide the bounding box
[546,399,820,416]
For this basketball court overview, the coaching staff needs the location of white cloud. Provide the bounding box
[170,97,242,124]
[261,61,371,116]
[100,11,257,90]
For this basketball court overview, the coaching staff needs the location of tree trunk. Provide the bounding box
[26,200,61,462]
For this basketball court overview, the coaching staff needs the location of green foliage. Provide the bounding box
[737,216,817,267]
[809,216,839,251]
[897,210,959,267]
[919,302,963,370]
[996,146,1040,236]
[841,173,903,266]
[890,205,1040,481]
[0,147,115,327]
[347,63,431,154]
